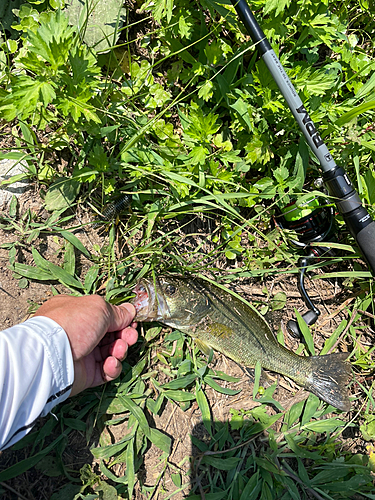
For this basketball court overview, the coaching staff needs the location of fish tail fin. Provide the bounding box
[306,352,351,412]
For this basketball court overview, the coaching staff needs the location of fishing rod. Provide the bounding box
[231,0,375,277]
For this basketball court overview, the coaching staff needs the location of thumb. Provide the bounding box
[107,302,136,332]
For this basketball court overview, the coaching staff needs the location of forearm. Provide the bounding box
[0,317,74,450]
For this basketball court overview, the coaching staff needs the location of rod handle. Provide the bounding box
[350,220,375,275]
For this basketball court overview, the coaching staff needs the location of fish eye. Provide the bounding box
[165,284,177,296]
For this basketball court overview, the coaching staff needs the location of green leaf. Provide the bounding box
[162,374,197,390]
[163,390,196,402]
[239,471,262,500]
[13,262,53,281]
[301,394,320,426]
[188,145,208,165]
[63,240,75,275]
[304,418,345,432]
[126,440,135,498]
[360,416,375,441]
[295,309,315,356]
[335,100,375,126]
[84,265,100,294]
[118,395,150,438]
[44,177,80,211]
[149,428,171,454]
[60,230,91,258]
[196,382,212,436]
[0,432,67,481]
[64,0,126,52]
[198,80,214,101]
[321,319,347,355]
[253,361,262,399]
[62,417,86,432]
[202,456,242,470]
[204,376,241,396]
[264,0,292,16]
[271,291,287,311]
[47,260,84,289]
[95,481,118,500]
[285,400,305,428]
[91,432,136,460]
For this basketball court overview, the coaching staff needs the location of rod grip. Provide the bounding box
[352,220,375,275]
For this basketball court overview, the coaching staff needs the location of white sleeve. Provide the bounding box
[0,316,74,450]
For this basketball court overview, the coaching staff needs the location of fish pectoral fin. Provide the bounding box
[195,338,212,357]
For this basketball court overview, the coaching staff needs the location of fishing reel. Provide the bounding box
[274,191,337,338]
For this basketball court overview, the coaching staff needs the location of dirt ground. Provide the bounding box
[0,185,373,500]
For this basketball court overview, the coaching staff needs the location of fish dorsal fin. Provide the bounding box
[195,338,212,356]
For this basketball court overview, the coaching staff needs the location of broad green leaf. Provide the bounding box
[126,440,135,498]
[149,428,171,454]
[91,432,136,459]
[64,0,126,52]
[46,261,84,289]
[13,262,53,281]
[202,456,242,470]
[118,395,150,438]
[285,400,305,428]
[284,433,322,460]
[162,374,197,390]
[60,230,91,258]
[295,309,315,356]
[230,98,253,131]
[198,81,214,101]
[304,418,345,433]
[240,472,262,500]
[355,72,375,100]
[44,177,80,211]
[204,376,241,396]
[62,418,86,432]
[335,100,375,126]
[99,460,128,484]
[163,390,196,402]
[196,382,212,436]
[321,319,347,355]
[301,394,321,426]
[95,482,118,500]
[271,291,287,311]
[84,265,100,294]
[0,173,29,187]
[63,240,75,275]
[253,361,262,399]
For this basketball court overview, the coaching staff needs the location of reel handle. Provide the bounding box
[287,309,320,339]
[288,255,321,339]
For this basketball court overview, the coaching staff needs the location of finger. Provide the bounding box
[106,303,136,333]
[102,356,122,382]
[100,338,128,361]
[117,326,138,346]
[99,327,138,348]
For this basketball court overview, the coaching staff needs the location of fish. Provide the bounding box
[131,275,351,411]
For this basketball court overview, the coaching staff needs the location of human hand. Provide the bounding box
[34,295,138,396]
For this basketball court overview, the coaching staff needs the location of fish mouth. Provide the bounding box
[131,278,170,322]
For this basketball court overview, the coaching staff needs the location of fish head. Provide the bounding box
[132,276,211,328]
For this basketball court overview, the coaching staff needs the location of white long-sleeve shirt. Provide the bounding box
[0,317,74,450]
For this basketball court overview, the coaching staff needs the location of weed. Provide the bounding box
[0,0,375,498]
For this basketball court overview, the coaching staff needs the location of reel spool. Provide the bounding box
[275,194,336,338]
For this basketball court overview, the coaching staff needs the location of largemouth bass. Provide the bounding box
[132,276,351,411]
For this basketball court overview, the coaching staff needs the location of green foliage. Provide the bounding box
[1,0,375,497]
[187,390,373,499]
[0,9,101,128]
[64,0,126,53]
